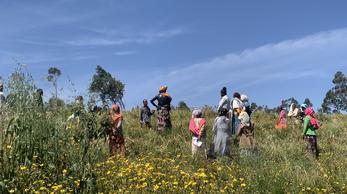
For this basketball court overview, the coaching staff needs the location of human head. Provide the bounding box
[159,86,168,93]
[220,87,227,97]
[36,89,43,96]
[240,94,248,102]
[143,99,148,106]
[304,107,314,116]
[300,103,308,110]
[233,92,241,99]
[111,104,120,113]
[219,108,228,117]
[192,109,202,118]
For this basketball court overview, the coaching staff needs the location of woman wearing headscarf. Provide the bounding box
[189,109,207,156]
[150,86,172,131]
[237,107,255,156]
[217,87,230,114]
[303,107,320,159]
[212,108,232,157]
[275,106,287,129]
[109,104,125,156]
[240,94,252,117]
[231,92,243,135]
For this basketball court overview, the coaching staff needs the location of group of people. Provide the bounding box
[0,81,320,159]
[275,103,320,159]
[188,87,255,158]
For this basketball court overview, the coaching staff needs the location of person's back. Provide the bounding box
[212,108,232,157]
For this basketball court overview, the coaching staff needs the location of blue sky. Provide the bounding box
[0,0,346,109]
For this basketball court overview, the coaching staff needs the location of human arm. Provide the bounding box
[198,124,205,139]
[150,96,159,109]
[303,117,309,136]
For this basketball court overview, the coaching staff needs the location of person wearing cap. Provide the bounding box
[150,86,172,131]
[217,87,230,114]
[189,109,207,156]
[299,103,308,122]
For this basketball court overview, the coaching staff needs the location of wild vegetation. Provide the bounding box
[0,66,346,193]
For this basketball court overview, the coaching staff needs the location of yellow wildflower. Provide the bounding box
[20,166,28,171]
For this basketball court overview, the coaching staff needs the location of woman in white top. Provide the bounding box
[217,87,230,115]
[231,92,243,135]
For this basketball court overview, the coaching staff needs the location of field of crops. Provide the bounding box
[0,71,347,193]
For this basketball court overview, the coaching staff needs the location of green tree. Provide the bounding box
[281,97,299,111]
[303,98,313,107]
[250,102,258,111]
[89,65,125,108]
[177,101,190,110]
[46,67,61,99]
[321,71,347,113]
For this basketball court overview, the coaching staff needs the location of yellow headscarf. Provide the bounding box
[159,86,170,97]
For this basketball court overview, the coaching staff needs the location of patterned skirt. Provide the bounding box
[157,107,171,131]
[304,135,319,158]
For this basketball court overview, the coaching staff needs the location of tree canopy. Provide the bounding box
[89,65,125,108]
[321,71,347,113]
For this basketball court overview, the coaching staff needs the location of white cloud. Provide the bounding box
[123,28,347,107]
[113,51,137,56]
[66,27,189,46]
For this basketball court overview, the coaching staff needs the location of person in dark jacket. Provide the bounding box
[150,86,172,131]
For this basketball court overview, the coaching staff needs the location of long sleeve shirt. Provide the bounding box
[217,95,230,112]
[150,94,172,110]
[303,116,316,136]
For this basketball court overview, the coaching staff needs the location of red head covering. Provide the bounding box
[304,107,314,116]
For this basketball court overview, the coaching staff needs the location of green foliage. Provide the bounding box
[89,65,125,108]
[177,101,190,110]
[303,98,313,107]
[281,97,299,111]
[322,71,347,113]
[46,67,62,99]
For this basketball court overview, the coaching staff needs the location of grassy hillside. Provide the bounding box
[1,103,347,193]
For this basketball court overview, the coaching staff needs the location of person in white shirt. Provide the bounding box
[231,92,243,135]
[217,87,230,115]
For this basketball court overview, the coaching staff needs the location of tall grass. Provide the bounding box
[0,66,346,193]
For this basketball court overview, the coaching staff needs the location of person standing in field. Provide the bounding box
[217,87,230,115]
[189,109,207,156]
[109,104,125,157]
[231,92,243,135]
[240,94,252,117]
[150,86,172,131]
[0,82,6,106]
[237,107,255,156]
[140,99,154,128]
[275,106,287,129]
[299,103,308,122]
[302,107,320,159]
[212,108,232,157]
